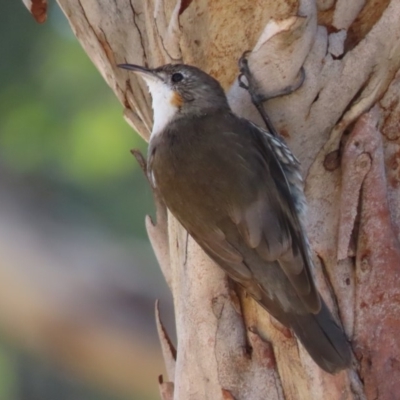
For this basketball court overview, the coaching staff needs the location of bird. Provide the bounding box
[118,60,352,373]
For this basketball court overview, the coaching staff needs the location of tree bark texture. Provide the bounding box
[26,0,400,399]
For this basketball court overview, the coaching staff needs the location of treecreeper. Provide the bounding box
[118,55,352,374]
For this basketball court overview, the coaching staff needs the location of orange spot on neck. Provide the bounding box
[171,91,183,107]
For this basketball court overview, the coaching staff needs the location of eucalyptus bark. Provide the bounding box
[25,0,400,399]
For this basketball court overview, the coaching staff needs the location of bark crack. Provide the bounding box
[99,27,116,65]
[153,14,181,62]
[129,0,148,67]
[155,299,177,380]
[212,297,226,391]
[124,76,152,139]
[317,255,341,318]
[349,368,367,400]
[183,230,189,267]
[77,1,98,43]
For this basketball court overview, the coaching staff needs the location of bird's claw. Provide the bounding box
[271,67,305,99]
[238,51,252,90]
[238,73,249,90]
[238,51,266,103]
[237,51,306,136]
[238,51,306,102]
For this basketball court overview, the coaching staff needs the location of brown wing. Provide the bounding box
[191,117,320,314]
[152,113,320,314]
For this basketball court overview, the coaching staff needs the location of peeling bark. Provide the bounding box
[159,375,175,400]
[24,0,400,398]
[22,0,47,23]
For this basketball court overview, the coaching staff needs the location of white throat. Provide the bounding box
[144,79,179,138]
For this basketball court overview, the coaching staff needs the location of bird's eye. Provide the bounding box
[171,72,184,83]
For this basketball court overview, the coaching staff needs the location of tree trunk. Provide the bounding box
[25,0,400,399]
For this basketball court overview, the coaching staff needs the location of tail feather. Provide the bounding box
[258,292,352,373]
[288,298,352,373]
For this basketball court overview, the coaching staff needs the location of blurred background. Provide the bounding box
[0,2,174,399]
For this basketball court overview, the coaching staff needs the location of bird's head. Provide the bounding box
[118,63,230,135]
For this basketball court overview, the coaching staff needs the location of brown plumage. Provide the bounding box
[119,62,352,373]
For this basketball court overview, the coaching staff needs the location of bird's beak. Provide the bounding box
[117,63,162,84]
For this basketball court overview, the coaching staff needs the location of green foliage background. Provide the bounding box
[0,2,157,400]
[0,1,152,238]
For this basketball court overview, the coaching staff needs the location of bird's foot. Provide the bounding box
[238,51,305,135]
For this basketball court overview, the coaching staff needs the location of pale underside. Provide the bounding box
[142,75,179,138]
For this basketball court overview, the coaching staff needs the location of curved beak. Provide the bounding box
[117,63,161,83]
